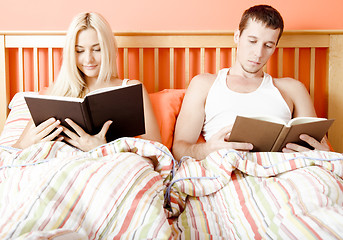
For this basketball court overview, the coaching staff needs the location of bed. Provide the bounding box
[0,31,343,239]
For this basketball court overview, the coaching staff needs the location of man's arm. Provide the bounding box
[275,78,331,152]
[172,74,253,161]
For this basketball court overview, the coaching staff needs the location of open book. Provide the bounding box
[24,83,145,142]
[228,115,334,152]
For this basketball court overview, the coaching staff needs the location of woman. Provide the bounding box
[13,12,161,151]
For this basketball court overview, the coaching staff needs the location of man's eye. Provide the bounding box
[76,50,84,53]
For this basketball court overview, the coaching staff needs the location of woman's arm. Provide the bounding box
[128,80,161,142]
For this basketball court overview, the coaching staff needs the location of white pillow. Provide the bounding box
[0,92,38,146]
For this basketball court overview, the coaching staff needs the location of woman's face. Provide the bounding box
[75,28,101,82]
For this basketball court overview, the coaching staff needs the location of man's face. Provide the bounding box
[234,19,280,75]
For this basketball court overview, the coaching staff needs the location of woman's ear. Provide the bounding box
[234,30,240,44]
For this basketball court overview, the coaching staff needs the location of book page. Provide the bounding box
[287,117,328,126]
[248,115,286,125]
[86,83,140,96]
[25,94,83,103]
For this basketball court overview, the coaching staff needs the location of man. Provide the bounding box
[172,5,330,161]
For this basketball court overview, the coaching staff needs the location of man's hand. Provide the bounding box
[282,134,331,153]
[206,125,254,153]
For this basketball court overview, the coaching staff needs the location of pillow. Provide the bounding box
[0,92,37,146]
[149,89,186,149]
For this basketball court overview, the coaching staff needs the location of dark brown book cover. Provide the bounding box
[24,84,145,142]
[228,116,334,152]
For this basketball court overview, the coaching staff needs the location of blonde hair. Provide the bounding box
[50,12,118,97]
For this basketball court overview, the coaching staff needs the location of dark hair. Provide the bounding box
[239,5,284,43]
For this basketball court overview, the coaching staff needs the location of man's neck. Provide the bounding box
[229,63,264,79]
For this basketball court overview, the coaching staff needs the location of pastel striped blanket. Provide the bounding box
[167,150,343,239]
[0,138,174,239]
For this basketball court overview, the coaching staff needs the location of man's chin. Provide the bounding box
[242,64,264,74]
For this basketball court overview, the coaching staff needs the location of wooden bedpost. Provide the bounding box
[0,34,9,132]
[328,33,343,152]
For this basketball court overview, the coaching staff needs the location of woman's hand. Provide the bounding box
[13,118,64,149]
[62,118,112,151]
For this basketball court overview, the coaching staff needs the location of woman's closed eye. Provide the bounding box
[75,47,84,53]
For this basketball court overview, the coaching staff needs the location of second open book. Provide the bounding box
[228,115,334,152]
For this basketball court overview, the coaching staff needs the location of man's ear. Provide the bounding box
[234,30,240,44]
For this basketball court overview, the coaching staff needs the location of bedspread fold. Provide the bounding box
[167,150,343,239]
[0,138,174,239]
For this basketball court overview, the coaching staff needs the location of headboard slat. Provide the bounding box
[215,48,220,73]
[123,48,128,79]
[310,47,316,100]
[169,48,174,89]
[185,48,190,87]
[48,48,54,85]
[294,48,300,80]
[278,48,283,78]
[154,48,159,91]
[33,47,39,92]
[200,48,205,74]
[0,35,8,127]
[139,48,144,84]
[18,47,24,92]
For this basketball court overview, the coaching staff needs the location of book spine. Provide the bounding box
[271,126,291,152]
[81,99,93,133]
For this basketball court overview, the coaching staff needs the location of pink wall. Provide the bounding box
[0,0,342,31]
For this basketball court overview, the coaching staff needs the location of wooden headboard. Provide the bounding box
[1,31,343,151]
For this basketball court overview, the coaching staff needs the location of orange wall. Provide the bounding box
[0,0,342,31]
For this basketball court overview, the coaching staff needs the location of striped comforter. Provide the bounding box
[0,138,174,239]
[1,137,343,239]
[167,150,343,239]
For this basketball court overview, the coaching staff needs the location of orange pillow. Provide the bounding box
[149,89,186,149]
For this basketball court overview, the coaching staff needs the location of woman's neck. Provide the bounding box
[84,77,123,94]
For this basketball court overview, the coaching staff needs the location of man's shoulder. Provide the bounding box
[190,73,217,86]
[273,76,309,99]
[184,73,218,99]
[273,76,305,88]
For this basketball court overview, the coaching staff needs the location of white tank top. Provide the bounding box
[202,68,292,141]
